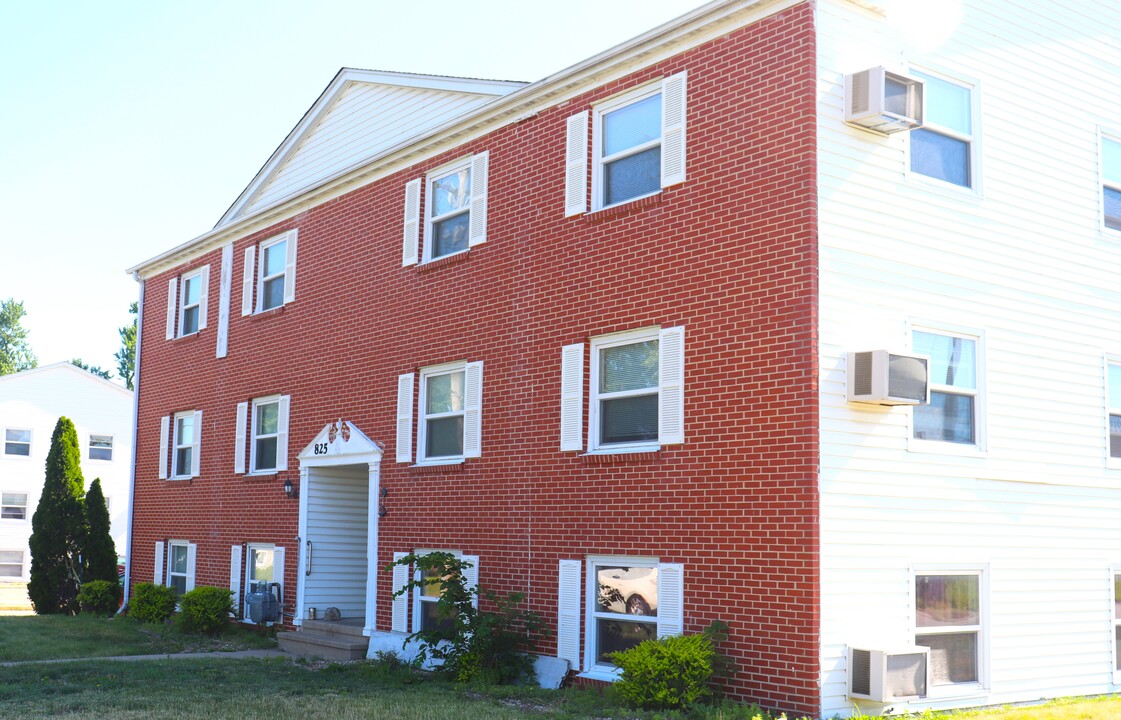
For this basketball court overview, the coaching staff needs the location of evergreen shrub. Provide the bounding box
[610,632,716,710]
[131,582,177,623]
[178,586,233,635]
[77,579,121,615]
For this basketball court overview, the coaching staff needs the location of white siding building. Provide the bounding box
[0,363,133,609]
[818,0,1121,715]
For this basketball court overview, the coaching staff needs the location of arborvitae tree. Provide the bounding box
[83,478,117,584]
[114,302,137,390]
[28,417,87,614]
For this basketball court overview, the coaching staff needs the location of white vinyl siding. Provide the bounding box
[301,467,368,620]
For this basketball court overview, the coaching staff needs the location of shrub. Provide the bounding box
[610,632,716,710]
[178,586,233,635]
[130,582,177,623]
[77,579,121,615]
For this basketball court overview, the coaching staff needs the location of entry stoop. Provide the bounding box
[277,618,370,661]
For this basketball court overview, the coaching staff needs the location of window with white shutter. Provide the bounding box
[412,551,478,633]
[166,266,210,339]
[402,152,490,266]
[170,410,201,480]
[241,230,298,315]
[249,395,287,474]
[416,361,483,464]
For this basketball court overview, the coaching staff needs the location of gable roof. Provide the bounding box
[0,361,133,398]
[217,69,527,226]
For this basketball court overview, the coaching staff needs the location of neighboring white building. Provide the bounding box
[818,0,1121,715]
[0,363,132,608]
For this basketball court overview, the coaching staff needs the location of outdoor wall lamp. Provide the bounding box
[283,476,298,500]
[378,487,387,517]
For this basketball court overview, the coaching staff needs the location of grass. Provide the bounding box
[0,614,275,662]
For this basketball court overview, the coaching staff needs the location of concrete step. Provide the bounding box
[278,629,370,662]
[299,618,367,638]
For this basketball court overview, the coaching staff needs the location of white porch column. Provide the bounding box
[364,459,382,636]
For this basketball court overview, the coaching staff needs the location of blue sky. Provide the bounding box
[0,0,704,379]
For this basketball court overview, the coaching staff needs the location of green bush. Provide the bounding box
[77,579,121,615]
[609,632,716,710]
[178,586,233,635]
[130,582,177,623]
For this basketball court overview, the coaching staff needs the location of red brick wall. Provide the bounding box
[132,3,819,713]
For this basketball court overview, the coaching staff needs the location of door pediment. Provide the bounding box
[298,419,383,465]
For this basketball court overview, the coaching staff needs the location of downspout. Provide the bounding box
[120,274,145,609]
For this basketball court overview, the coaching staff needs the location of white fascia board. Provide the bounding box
[127,0,790,280]
[0,361,133,396]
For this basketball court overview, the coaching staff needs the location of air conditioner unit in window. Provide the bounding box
[844,67,924,134]
[846,350,929,406]
[848,645,930,702]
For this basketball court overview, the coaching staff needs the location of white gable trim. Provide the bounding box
[296,419,384,467]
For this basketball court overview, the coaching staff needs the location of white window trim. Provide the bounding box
[257,235,288,313]
[410,548,466,634]
[0,549,26,580]
[907,322,986,456]
[242,543,280,622]
[166,540,196,595]
[3,428,32,458]
[1106,354,1121,469]
[1099,128,1121,237]
[0,492,28,522]
[910,564,990,699]
[592,82,663,212]
[582,555,658,680]
[415,361,481,465]
[250,395,282,475]
[589,327,661,454]
[423,157,473,263]
[88,433,114,462]
[178,268,203,337]
[1111,564,1121,685]
[172,411,196,480]
[905,66,982,198]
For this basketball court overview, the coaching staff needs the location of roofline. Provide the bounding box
[0,361,134,397]
[127,0,793,279]
[215,69,528,227]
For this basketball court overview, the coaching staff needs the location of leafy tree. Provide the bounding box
[70,358,113,381]
[28,417,87,614]
[0,298,37,376]
[115,302,137,390]
[83,478,117,584]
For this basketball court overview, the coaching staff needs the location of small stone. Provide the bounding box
[323,606,342,621]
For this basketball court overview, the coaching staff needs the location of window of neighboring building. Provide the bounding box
[1,493,27,520]
[910,70,975,189]
[1102,134,1121,231]
[0,550,23,578]
[1109,361,1121,460]
[426,160,473,261]
[589,559,659,667]
[399,362,482,465]
[166,542,190,595]
[3,429,30,456]
[89,434,113,461]
[251,397,280,473]
[915,571,984,688]
[173,412,196,479]
[241,230,297,315]
[596,87,663,208]
[912,329,979,446]
[1112,571,1121,675]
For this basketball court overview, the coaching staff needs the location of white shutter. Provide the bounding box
[234,402,248,474]
[391,551,409,632]
[468,152,489,247]
[276,395,290,471]
[402,178,422,266]
[230,545,243,616]
[283,231,297,303]
[560,344,584,451]
[557,559,582,669]
[656,563,684,638]
[165,277,178,339]
[564,111,589,216]
[186,543,197,593]
[191,410,203,477]
[462,555,480,609]
[658,326,685,445]
[396,373,414,463]
[158,416,170,480]
[661,71,687,187]
[198,264,210,330]
[154,541,165,585]
[274,546,285,595]
[463,362,483,458]
[241,245,256,316]
[216,244,232,358]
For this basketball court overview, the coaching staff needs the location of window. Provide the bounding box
[915,571,984,689]
[565,72,686,216]
[591,560,658,664]
[1102,134,1121,231]
[1109,361,1121,460]
[390,551,478,635]
[561,327,684,453]
[165,266,209,339]
[235,396,289,475]
[0,550,23,578]
[912,329,979,446]
[89,434,113,461]
[402,153,489,266]
[167,542,190,595]
[910,70,975,189]
[414,560,462,634]
[252,397,280,472]
[3,429,30,456]
[1112,571,1121,677]
[1,493,27,520]
[243,544,276,619]
[159,411,201,480]
[396,363,482,464]
[241,230,297,315]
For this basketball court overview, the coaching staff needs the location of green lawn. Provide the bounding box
[0,614,275,662]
